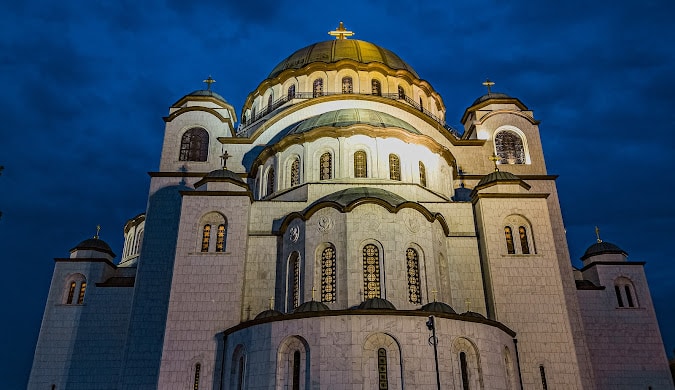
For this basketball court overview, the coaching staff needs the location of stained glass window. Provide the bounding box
[389,154,400,181]
[291,158,300,187]
[266,167,275,196]
[289,252,300,310]
[313,78,323,98]
[193,363,201,390]
[398,86,405,99]
[519,226,530,254]
[354,151,367,178]
[216,224,226,252]
[179,128,209,161]
[287,84,296,100]
[320,152,332,180]
[419,162,427,187]
[377,348,388,389]
[372,79,382,96]
[460,352,470,390]
[363,244,381,299]
[321,245,336,303]
[539,365,548,390]
[77,282,86,304]
[342,77,353,94]
[201,225,211,252]
[504,227,515,254]
[66,281,76,304]
[406,248,421,304]
[495,131,526,164]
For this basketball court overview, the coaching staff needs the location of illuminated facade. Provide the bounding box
[29,26,674,389]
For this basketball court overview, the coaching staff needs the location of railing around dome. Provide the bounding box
[237,91,461,138]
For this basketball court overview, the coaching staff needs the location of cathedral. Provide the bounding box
[28,24,674,389]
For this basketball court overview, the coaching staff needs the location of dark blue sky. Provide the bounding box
[2,1,674,387]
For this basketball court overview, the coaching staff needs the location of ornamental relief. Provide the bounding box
[405,217,420,233]
[289,226,300,242]
[361,213,380,231]
[317,216,334,233]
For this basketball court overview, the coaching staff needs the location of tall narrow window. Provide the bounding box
[363,244,381,299]
[201,225,211,252]
[406,248,421,304]
[267,93,273,109]
[320,152,332,180]
[419,97,423,111]
[66,281,76,304]
[76,282,87,304]
[504,227,515,254]
[419,162,427,187]
[179,128,209,161]
[371,79,382,96]
[321,245,336,303]
[290,158,300,187]
[389,154,401,181]
[193,363,201,390]
[292,351,301,390]
[377,348,389,389]
[287,84,296,100]
[460,352,470,390]
[495,131,526,164]
[237,356,245,390]
[539,365,548,390]
[398,86,405,99]
[216,224,226,252]
[354,151,367,178]
[615,285,625,307]
[625,285,634,307]
[313,78,323,97]
[342,76,353,94]
[266,167,275,196]
[288,252,300,310]
[519,226,530,254]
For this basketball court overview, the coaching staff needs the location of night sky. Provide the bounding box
[2,1,674,387]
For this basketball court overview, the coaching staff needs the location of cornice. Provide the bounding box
[163,106,235,126]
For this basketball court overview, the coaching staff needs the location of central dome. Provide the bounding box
[268,39,419,79]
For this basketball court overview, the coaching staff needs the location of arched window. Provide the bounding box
[287,84,296,100]
[179,128,209,162]
[419,162,427,187]
[201,225,211,252]
[372,79,381,96]
[504,227,515,254]
[377,348,389,389]
[398,86,405,99]
[290,158,300,187]
[460,352,470,390]
[267,93,273,110]
[266,167,275,197]
[77,282,87,304]
[354,150,367,178]
[321,245,336,303]
[320,152,332,180]
[363,244,381,299]
[216,224,226,252]
[277,336,309,390]
[66,281,76,304]
[389,154,401,181]
[292,351,301,390]
[65,275,87,305]
[134,229,144,254]
[313,78,323,97]
[193,363,201,390]
[342,76,353,94]
[519,226,530,254]
[406,248,421,304]
[237,356,245,390]
[539,365,548,390]
[614,278,638,308]
[419,97,424,111]
[495,131,526,164]
[288,252,300,311]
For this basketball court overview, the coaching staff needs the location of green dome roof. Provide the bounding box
[289,108,419,135]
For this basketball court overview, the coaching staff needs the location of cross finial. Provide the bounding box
[268,296,275,310]
[203,76,216,90]
[94,225,101,239]
[431,289,438,302]
[219,148,232,169]
[489,154,500,172]
[465,298,471,312]
[482,78,495,94]
[595,226,602,243]
[328,22,354,40]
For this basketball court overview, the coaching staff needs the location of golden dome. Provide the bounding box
[267,39,419,79]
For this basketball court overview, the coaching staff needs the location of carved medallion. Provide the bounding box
[289,226,300,242]
[317,216,334,233]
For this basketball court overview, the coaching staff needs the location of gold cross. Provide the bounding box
[220,148,232,169]
[482,78,495,94]
[595,226,602,243]
[94,225,101,239]
[203,76,216,90]
[328,22,354,40]
[489,154,500,172]
[268,297,274,310]
[465,298,471,312]
[431,289,438,302]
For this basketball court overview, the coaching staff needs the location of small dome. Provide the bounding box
[70,238,116,257]
[420,301,457,314]
[293,300,331,313]
[288,109,420,135]
[203,168,244,182]
[358,297,397,310]
[581,241,627,261]
[311,187,407,209]
[268,39,419,79]
[254,309,283,319]
[475,170,521,188]
[461,311,486,319]
[471,92,513,106]
[186,89,228,103]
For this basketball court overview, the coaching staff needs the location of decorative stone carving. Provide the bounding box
[317,216,334,233]
[289,226,300,242]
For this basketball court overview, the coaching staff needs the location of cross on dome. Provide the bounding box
[219,148,232,169]
[482,78,495,94]
[595,226,603,243]
[489,154,500,172]
[203,76,216,90]
[328,22,354,40]
[94,225,101,239]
